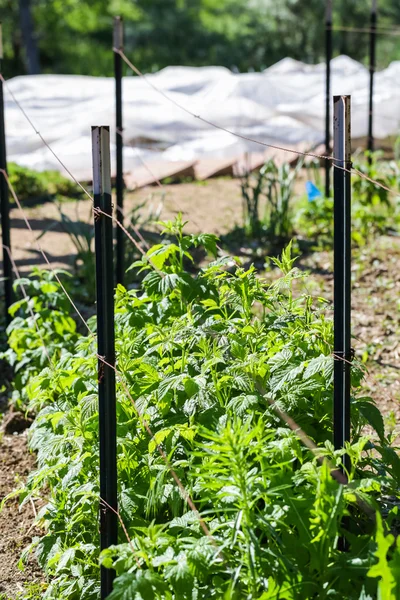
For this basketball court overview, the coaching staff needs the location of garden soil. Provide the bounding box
[0,425,44,598]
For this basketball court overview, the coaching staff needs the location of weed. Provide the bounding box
[240,158,301,243]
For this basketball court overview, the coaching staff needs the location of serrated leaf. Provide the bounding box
[158,373,186,400]
[108,571,167,600]
[55,547,76,573]
[303,355,332,379]
[80,393,98,422]
[367,513,395,598]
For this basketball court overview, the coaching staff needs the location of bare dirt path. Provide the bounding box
[0,430,43,598]
[6,178,244,275]
[299,237,400,428]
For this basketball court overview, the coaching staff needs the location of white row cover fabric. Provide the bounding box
[5,55,400,181]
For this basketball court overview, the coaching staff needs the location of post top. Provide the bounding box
[325,0,332,24]
[333,95,351,163]
[113,16,124,50]
[91,125,110,132]
[91,126,112,196]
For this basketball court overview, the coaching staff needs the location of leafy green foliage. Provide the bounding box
[296,151,400,249]
[240,158,301,242]
[4,219,400,599]
[1,268,79,409]
[295,193,333,249]
[8,163,82,203]
[3,0,400,78]
[367,512,400,600]
[351,152,400,245]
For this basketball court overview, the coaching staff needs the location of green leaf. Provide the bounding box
[108,571,167,599]
[356,398,385,440]
[55,548,76,573]
[165,554,194,593]
[158,373,186,401]
[303,355,332,379]
[367,513,395,599]
[184,377,199,398]
[148,243,181,270]
[36,535,61,569]
[80,393,98,422]
[148,428,172,453]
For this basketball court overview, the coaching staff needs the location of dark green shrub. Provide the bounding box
[8,162,82,202]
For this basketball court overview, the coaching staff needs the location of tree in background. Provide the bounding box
[0,0,400,78]
[19,0,40,74]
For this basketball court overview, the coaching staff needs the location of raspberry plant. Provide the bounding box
[3,220,400,599]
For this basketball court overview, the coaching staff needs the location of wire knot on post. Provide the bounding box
[98,357,105,383]
[93,206,102,221]
[332,350,355,372]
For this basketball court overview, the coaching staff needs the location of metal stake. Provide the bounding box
[92,126,118,598]
[114,17,124,285]
[325,0,333,198]
[367,0,377,162]
[0,23,13,324]
[333,96,351,475]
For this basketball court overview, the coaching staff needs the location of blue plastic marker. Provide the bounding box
[306,180,322,201]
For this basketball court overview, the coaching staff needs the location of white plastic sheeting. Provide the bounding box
[4,55,400,180]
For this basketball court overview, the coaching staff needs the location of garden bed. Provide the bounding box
[4,171,400,598]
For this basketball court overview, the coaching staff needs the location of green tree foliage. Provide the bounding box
[1,0,400,78]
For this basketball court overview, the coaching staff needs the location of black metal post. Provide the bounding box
[0,23,13,323]
[92,126,118,598]
[333,96,351,475]
[114,17,124,285]
[325,0,332,198]
[367,0,377,162]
